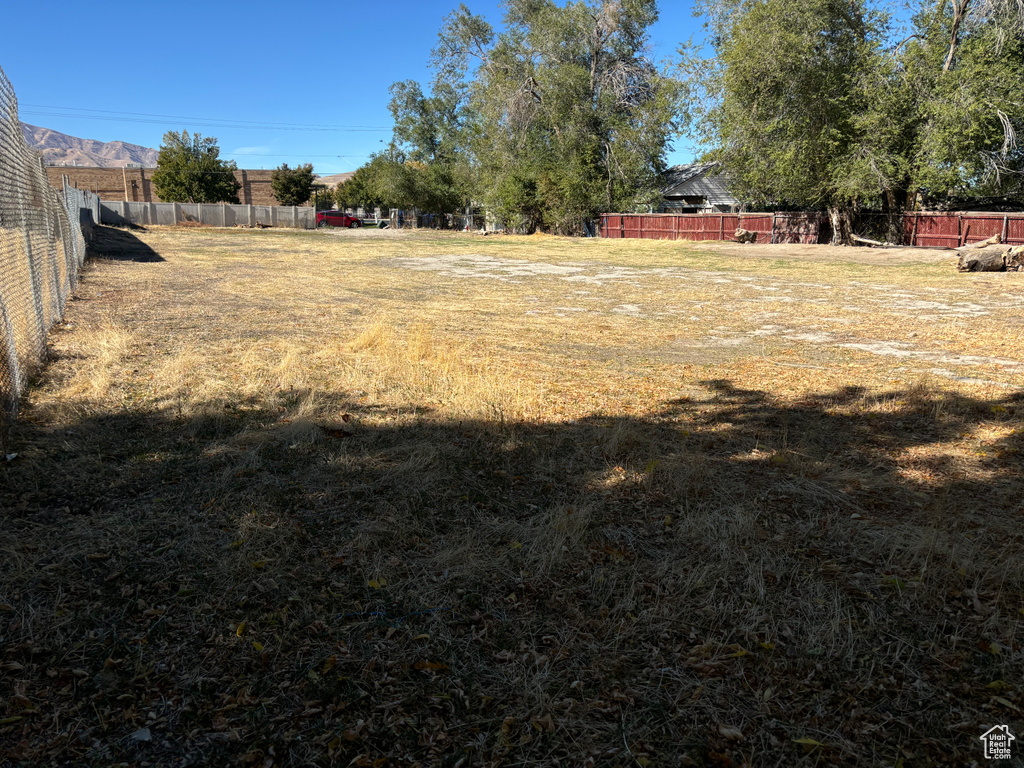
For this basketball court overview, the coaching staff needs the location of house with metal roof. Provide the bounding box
[659,162,739,213]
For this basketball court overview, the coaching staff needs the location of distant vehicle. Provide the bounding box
[317,210,362,228]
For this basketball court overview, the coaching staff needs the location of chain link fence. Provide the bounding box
[0,66,94,450]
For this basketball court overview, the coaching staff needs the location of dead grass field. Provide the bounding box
[1,225,1023,767]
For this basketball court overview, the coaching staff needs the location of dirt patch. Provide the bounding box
[692,240,958,264]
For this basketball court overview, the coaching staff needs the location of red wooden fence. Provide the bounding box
[601,212,1024,247]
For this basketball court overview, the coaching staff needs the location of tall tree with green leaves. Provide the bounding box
[386,79,474,221]
[271,163,316,207]
[390,0,681,234]
[681,0,898,240]
[151,131,241,204]
[680,0,1023,241]
[902,0,1024,198]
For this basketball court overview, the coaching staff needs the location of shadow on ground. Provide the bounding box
[1,381,1022,766]
[87,225,165,263]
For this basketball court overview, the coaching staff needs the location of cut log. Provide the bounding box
[960,233,1002,249]
[957,248,1006,272]
[734,228,757,244]
[1006,245,1024,272]
[851,234,891,247]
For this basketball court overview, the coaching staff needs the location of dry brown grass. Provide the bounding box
[1,225,1023,767]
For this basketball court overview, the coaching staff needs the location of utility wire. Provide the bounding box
[22,111,388,132]
[21,104,391,132]
[224,152,372,159]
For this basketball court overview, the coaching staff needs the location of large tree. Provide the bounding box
[681,0,1024,242]
[389,0,681,234]
[151,131,241,204]
[386,79,474,221]
[270,163,316,207]
[903,0,1024,198]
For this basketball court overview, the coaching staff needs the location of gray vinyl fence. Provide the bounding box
[100,201,316,229]
[63,182,101,243]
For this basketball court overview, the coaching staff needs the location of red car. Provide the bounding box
[317,210,362,228]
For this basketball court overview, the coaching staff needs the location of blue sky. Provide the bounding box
[1,0,703,176]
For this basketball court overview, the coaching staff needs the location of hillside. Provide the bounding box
[20,122,159,168]
[316,171,355,189]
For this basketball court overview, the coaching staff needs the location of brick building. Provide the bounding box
[43,167,288,206]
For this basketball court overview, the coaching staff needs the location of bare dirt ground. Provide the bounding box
[690,240,957,265]
[1,226,1022,767]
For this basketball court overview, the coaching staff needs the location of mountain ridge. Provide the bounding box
[20,123,159,168]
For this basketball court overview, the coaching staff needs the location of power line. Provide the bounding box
[22,103,391,130]
[24,109,391,133]
[224,152,372,159]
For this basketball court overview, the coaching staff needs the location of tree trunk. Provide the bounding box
[828,206,853,245]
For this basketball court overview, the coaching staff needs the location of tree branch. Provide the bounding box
[943,0,971,72]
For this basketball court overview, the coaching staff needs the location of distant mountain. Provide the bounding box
[20,123,159,168]
[316,171,356,189]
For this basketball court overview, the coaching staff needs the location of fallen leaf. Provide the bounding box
[11,695,34,710]
[532,714,555,731]
[130,727,152,742]
[413,660,448,671]
[236,621,246,637]
[993,696,1020,711]
[718,723,744,741]
[793,737,825,747]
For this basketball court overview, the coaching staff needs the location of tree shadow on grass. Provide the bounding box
[1,381,1022,766]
